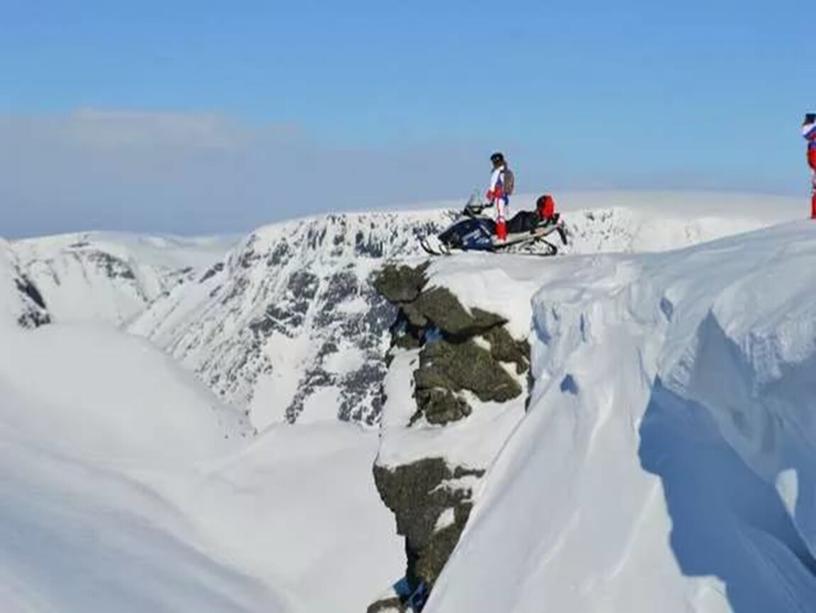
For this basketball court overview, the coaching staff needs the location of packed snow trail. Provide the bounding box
[421,221,816,613]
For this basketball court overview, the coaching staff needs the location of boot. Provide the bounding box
[496,219,507,241]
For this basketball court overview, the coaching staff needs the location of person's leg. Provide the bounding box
[809,149,816,219]
[811,170,816,219]
[496,197,508,240]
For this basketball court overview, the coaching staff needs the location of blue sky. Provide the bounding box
[1,0,813,236]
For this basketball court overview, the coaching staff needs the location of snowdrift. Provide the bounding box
[422,220,816,612]
[0,320,401,612]
[0,323,252,462]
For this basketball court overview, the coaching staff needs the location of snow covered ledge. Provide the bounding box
[367,221,816,612]
[426,221,816,612]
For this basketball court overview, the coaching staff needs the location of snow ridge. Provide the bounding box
[11,232,233,326]
[425,221,816,612]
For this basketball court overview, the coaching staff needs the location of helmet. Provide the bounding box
[805,113,816,125]
[490,152,505,164]
[536,194,556,219]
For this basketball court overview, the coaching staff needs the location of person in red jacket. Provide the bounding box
[803,113,816,219]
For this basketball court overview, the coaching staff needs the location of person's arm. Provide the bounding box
[486,168,503,201]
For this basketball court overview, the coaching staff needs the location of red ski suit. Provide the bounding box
[487,165,510,240]
[808,142,816,219]
[804,120,816,218]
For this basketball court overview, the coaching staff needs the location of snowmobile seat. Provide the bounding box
[506,210,558,234]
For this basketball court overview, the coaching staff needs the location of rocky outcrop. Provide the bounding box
[374,460,485,587]
[14,275,50,328]
[0,240,51,329]
[369,263,531,610]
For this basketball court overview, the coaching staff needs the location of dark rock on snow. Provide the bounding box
[369,262,531,608]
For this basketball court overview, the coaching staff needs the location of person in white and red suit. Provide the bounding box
[803,113,816,219]
[486,152,512,241]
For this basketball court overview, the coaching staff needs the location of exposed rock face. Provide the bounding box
[370,263,531,610]
[13,276,50,328]
[374,262,429,304]
[415,338,521,403]
[376,266,505,339]
[0,239,51,329]
[374,460,485,587]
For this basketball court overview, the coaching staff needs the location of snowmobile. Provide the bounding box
[420,197,568,257]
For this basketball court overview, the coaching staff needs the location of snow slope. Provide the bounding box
[535,191,801,254]
[418,220,816,612]
[11,232,236,326]
[3,192,809,613]
[0,323,252,461]
[0,321,402,612]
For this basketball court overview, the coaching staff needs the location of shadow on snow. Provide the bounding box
[638,380,816,612]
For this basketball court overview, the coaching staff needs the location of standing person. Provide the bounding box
[486,152,514,241]
[803,113,816,219]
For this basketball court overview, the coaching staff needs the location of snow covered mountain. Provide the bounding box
[1,226,410,612]
[129,211,452,429]
[127,195,785,430]
[12,232,235,326]
[368,219,816,612]
[3,192,811,613]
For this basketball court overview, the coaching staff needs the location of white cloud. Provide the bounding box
[0,108,800,238]
[59,109,250,150]
[0,109,488,237]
